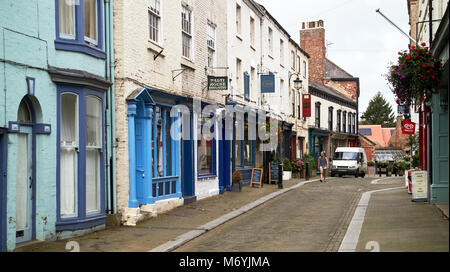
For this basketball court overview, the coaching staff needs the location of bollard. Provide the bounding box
[378,164,381,177]
[305,161,310,180]
[278,162,283,189]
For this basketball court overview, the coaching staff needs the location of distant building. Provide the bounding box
[299,20,359,164]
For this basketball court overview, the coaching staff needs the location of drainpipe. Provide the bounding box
[429,0,433,45]
[105,0,117,214]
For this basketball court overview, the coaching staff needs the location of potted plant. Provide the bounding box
[282,158,292,181]
[302,153,316,178]
[387,165,393,177]
[232,170,242,192]
[291,159,305,179]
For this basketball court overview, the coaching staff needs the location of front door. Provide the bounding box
[0,130,7,251]
[15,126,33,244]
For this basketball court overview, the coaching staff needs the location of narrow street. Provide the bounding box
[175,176,448,252]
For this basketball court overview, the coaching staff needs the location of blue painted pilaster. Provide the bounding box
[175,112,182,198]
[127,101,138,208]
[143,103,154,204]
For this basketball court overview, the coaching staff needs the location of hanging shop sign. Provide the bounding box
[402,119,416,134]
[207,76,228,90]
[261,74,275,93]
[302,94,311,117]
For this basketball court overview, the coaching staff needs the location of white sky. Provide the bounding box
[257,0,410,118]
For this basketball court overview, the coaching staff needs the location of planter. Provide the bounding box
[399,170,405,176]
[282,171,292,181]
[231,182,241,192]
[367,166,376,176]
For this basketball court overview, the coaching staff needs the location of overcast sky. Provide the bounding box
[257,0,410,118]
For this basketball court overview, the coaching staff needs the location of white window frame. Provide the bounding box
[148,0,162,45]
[268,27,273,56]
[207,22,216,68]
[250,17,255,46]
[236,4,241,35]
[181,4,193,60]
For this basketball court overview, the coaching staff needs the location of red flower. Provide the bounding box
[422,63,426,67]
[431,75,435,79]
[421,42,426,46]
[411,45,415,49]
[406,56,411,60]
[401,65,405,69]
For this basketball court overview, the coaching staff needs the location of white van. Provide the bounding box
[330,147,367,178]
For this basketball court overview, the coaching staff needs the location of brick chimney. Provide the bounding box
[300,20,326,83]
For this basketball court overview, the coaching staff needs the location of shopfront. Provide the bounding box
[126,88,183,209]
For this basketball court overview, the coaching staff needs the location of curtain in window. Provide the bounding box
[198,137,212,175]
[84,0,97,43]
[85,96,101,213]
[60,94,78,216]
[59,0,75,38]
[16,134,29,229]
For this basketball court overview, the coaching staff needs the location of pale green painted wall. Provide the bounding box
[1,0,108,251]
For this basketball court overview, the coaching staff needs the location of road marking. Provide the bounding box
[149,178,325,252]
[338,186,404,252]
[370,176,399,184]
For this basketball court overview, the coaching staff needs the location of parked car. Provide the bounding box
[331,147,367,178]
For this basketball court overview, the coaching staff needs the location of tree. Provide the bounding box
[360,92,396,127]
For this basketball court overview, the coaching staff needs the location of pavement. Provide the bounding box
[14,177,310,252]
[14,175,449,252]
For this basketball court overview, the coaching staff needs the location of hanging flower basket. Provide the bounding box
[386,43,444,105]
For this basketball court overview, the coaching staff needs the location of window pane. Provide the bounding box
[86,149,100,213]
[84,0,97,44]
[244,123,253,167]
[86,96,102,147]
[156,107,164,177]
[60,93,78,217]
[149,12,160,43]
[165,110,172,176]
[61,93,78,146]
[59,0,75,39]
[60,148,77,216]
[198,137,213,175]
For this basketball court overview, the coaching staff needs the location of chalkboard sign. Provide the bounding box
[250,168,263,188]
[269,162,281,184]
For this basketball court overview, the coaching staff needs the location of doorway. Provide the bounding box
[0,129,7,251]
[15,98,35,244]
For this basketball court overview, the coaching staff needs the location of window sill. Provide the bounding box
[181,57,196,70]
[198,174,217,180]
[55,40,106,59]
[147,41,165,57]
[56,213,106,231]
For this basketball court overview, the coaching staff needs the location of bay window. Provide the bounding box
[57,86,105,230]
[55,0,105,58]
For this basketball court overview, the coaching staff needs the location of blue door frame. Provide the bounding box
[219,122,231,193]
[0,129,7,252]
[181,115,195,198]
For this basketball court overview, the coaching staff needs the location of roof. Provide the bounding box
[324,58,354,79]
[309,81,356,106]
[358,125,394,147]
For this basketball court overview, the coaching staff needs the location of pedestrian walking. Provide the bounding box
[319,151,329,182]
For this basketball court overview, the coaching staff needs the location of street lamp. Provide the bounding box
[293,76,303,91]
[289,72,303,92]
